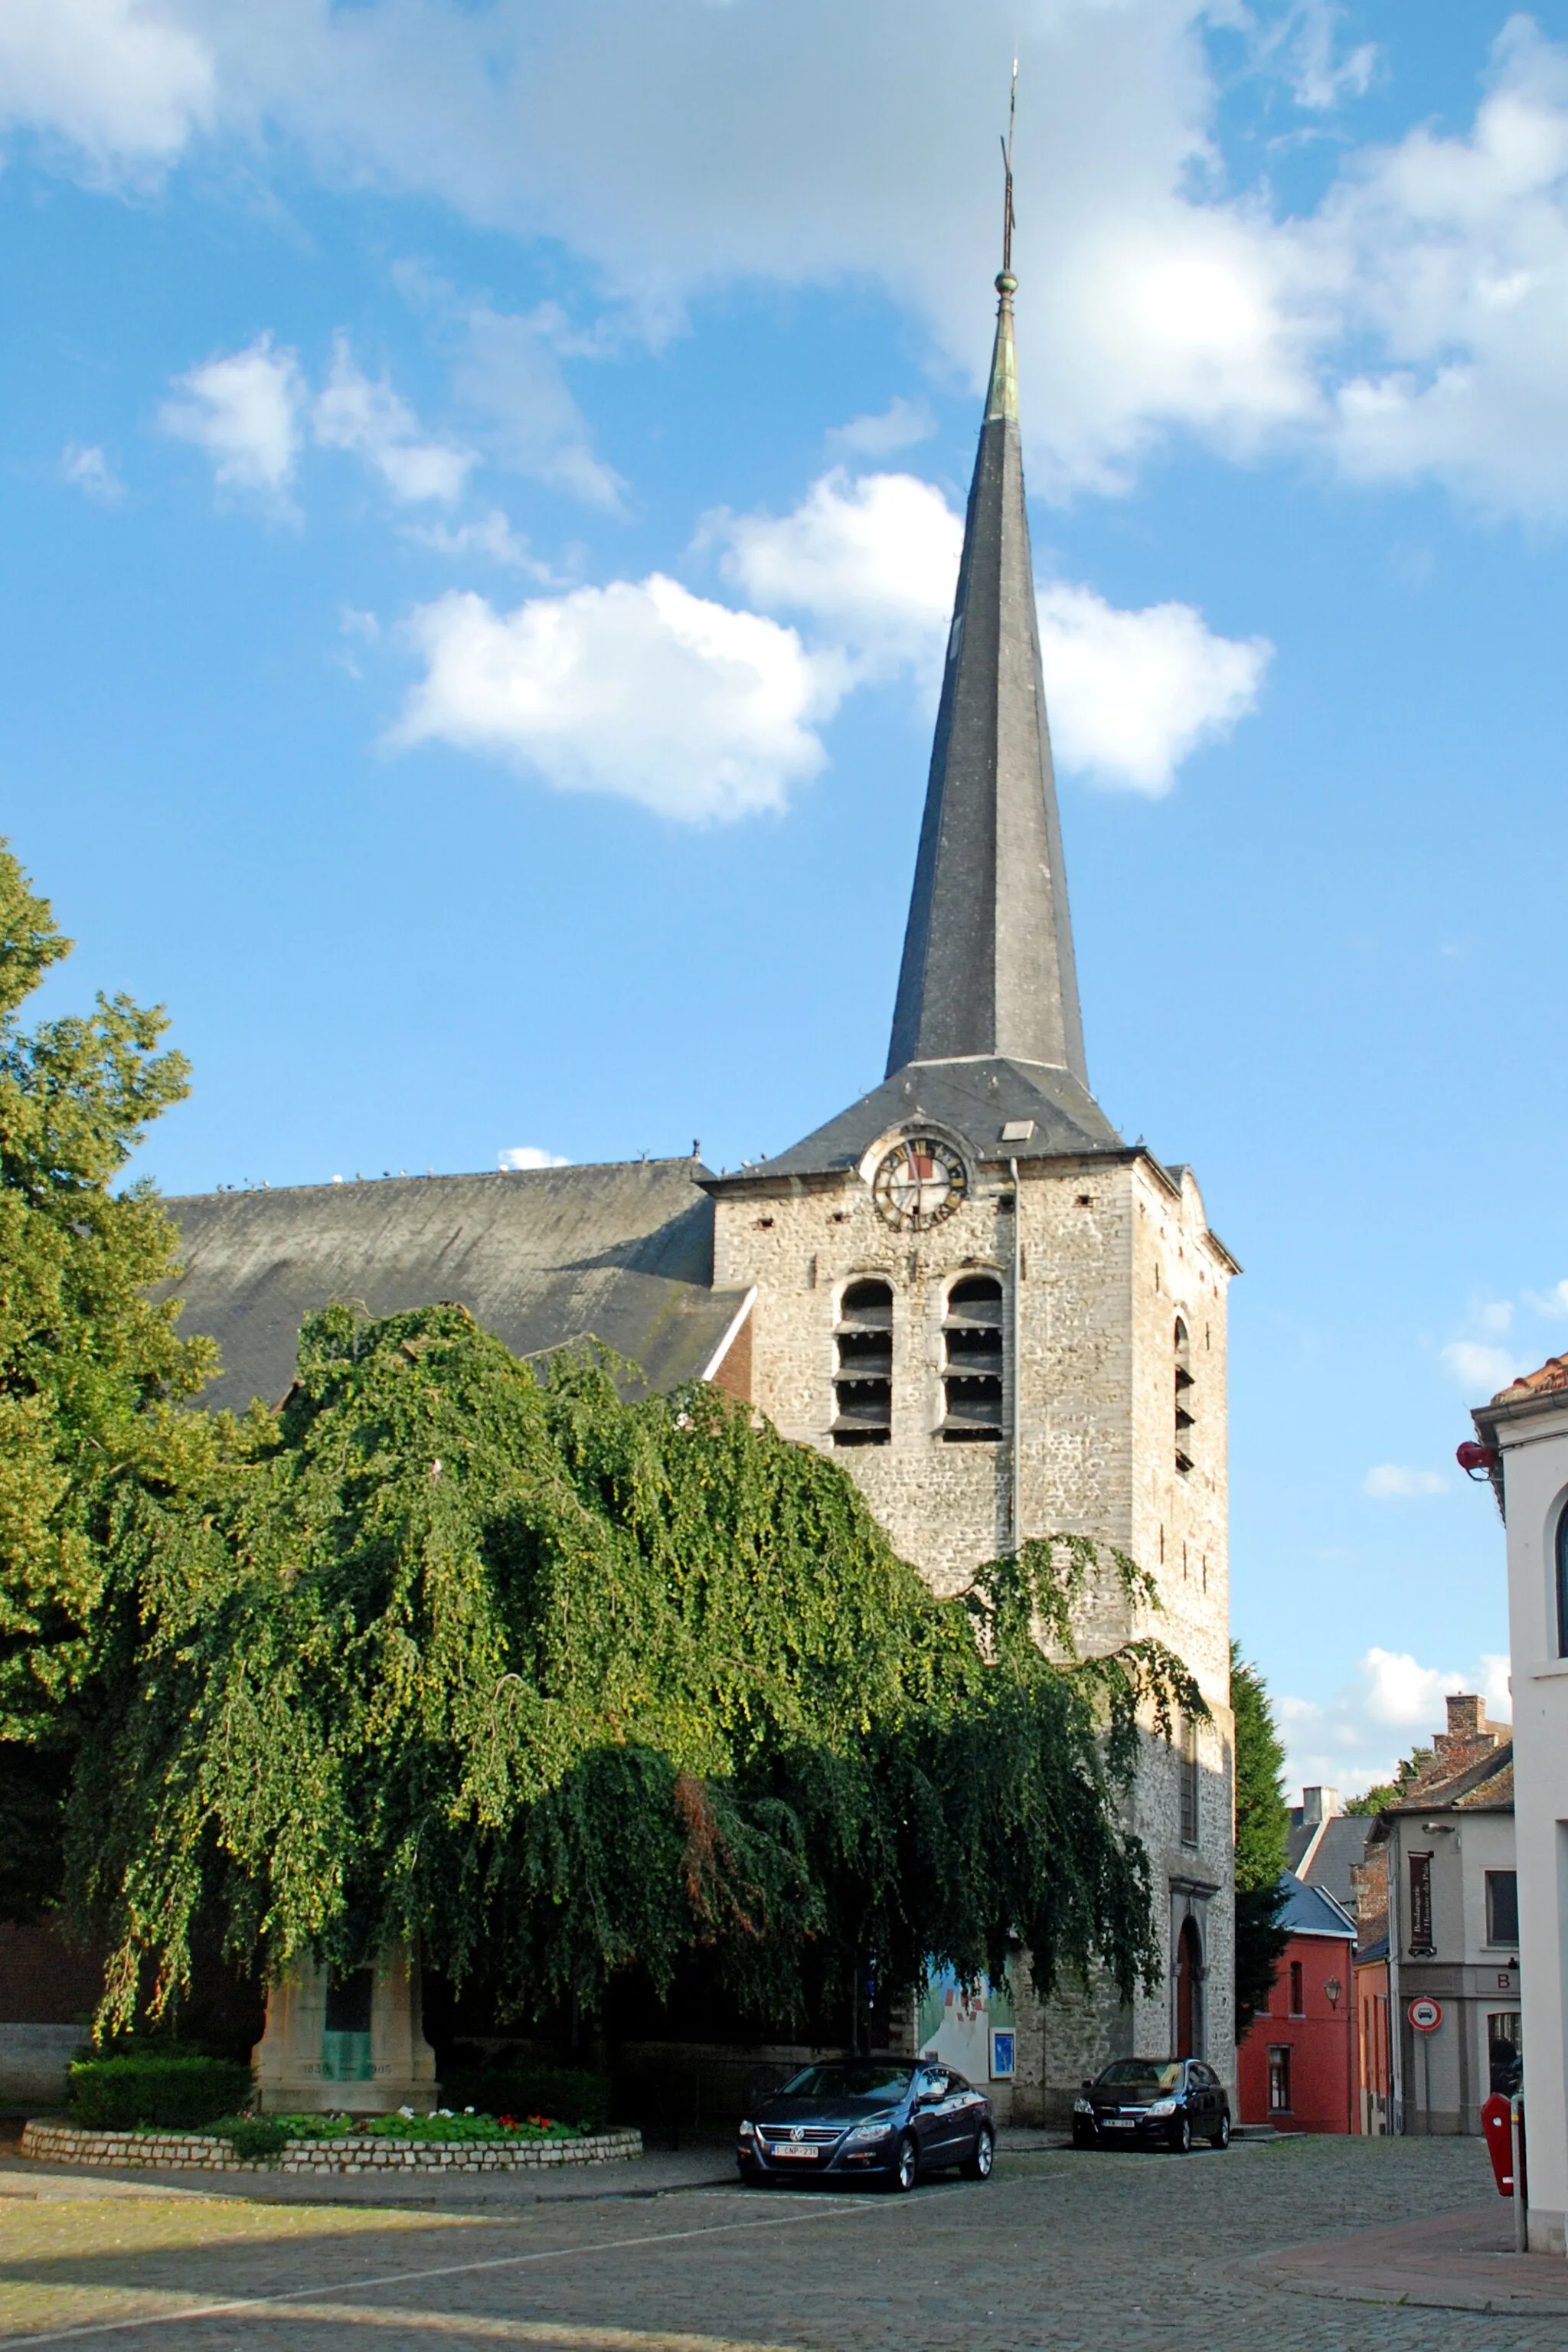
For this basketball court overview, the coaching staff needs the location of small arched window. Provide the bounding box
[1557,1501,1568,1658]
[942,1273,1004,1442]
[833,1279,893,1446]
[1174,1318,1194,1475]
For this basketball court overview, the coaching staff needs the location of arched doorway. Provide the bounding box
[1175,1917,1203,2059]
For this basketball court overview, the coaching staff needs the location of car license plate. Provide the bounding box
[1104,2119,1134,2129]
[767,2145,818,2159]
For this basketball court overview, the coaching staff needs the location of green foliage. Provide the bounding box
[1230,1644,1291,2037]
[0,842,211,1916]
[1345,1748,1433,1815]
[440,2063,611,2133]
[360,2112,586,2141]
[71,1304,1200,2038]
[209,2114,290,2159]
[67,2053,250,2129]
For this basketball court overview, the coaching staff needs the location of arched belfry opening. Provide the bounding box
[832,1279,893,1446]
[941,1273,1004,1442]
[1174,1317,1194,1475]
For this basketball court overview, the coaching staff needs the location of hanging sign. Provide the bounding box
[1408,1997,1442,2032]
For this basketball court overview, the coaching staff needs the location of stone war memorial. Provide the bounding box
[170,253,1238,2126]
[251,1951,438,2117]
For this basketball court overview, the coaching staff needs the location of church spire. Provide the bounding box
[885,181,1088,1087]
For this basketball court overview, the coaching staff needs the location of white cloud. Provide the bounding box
[1278,1645,1511,1804]
[60,443,123,501]
[454,302,623,509]
[1036,583,1272,794]
[1441,1339,1527,1395]
[1363,1464,1448,1500]
[709,466,1269,792]
[1271,2,1377,113]
[161,333,303,498]
[0,0,212,168]
[393,577,838,823]
[1478,1298,1514,1332]
[498,1145,569,1171]
[826,397,937,457]
[312,335,472,505]
[23,10,1568,518]
[711,469,959,678]
[1319,20,1568,518]
[403,510,545,572]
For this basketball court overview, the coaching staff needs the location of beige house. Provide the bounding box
[1354,1697,1517,2138]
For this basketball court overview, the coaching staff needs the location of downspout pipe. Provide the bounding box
[1010,1156,1022,1553]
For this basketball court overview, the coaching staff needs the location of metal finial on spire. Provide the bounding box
[999,56,1018,278]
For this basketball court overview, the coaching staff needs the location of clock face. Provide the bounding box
[871,1136,967,1231]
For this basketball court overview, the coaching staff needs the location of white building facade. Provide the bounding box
[1472,1361,1568,2252]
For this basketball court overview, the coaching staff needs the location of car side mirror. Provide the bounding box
[917,2088,942,2108]
[1080,2079,1093,2092]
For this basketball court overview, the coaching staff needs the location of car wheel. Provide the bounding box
[1170,2113,1192,2154]
[741,2169,775,2188]
[1070,2125,1097,2151]
[961,2125,995,2181]
[887,2132,919,2193]
[1210,2111,1231,2150]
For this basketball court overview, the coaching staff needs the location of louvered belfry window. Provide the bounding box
[832,1279,893,1446]
[941,1274,1004,1442]
[1174,1318,1194,1475]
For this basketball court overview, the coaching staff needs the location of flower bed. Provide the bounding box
[20,2119,643,2175]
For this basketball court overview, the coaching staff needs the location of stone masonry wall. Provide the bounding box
[19,2122,642,2174]
[713,1137,1236,2114]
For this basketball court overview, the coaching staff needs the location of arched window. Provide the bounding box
[1179,1714,1200,1846]
[1174,1318,1194,1475]
[832,1279,892,1446]
[1557,1502,1568,1658]
[942,1273,1004,1442]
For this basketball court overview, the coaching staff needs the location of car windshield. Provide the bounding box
[776,2063,913,2103]
[1098,2061,1183,2091]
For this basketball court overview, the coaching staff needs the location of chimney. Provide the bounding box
[1301,1786,1342,1827]
[1445,1694,1484,1743]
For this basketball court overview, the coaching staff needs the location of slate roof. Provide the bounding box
[727,1056,1123,1187]
[1276,1870,1356,1941]
[165,1159,743,1414]
[1285,1815,1371,1913]
[885,269,1089,1091]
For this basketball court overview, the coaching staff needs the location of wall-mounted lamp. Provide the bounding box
[1324,1978,1342,2008]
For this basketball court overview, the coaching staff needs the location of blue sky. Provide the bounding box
[5,1,1568,1797]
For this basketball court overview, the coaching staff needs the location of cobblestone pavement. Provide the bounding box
[0,2133,1557,2350]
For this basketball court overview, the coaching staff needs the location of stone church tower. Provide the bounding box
[706,267,1238,2116]
[167,260,1236,2126]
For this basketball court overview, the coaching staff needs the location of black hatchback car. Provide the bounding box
[737,2058,995,2191]
[1073,2058,1231,2152]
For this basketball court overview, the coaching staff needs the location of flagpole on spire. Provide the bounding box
[1000,54,1018,277]
[986,60,1021,423]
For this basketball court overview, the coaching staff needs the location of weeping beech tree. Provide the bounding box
[70,1302,1204,2037]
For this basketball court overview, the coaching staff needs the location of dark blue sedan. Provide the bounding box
[737,2058,995,2191]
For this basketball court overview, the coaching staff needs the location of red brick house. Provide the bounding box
[1237,1873,1357,2132]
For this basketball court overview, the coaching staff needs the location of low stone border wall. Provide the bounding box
[19,2121,643,2175]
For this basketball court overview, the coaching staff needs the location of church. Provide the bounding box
[170,260,1239,2124]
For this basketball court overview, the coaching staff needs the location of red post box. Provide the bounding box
[1482,2093,1516,2195]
